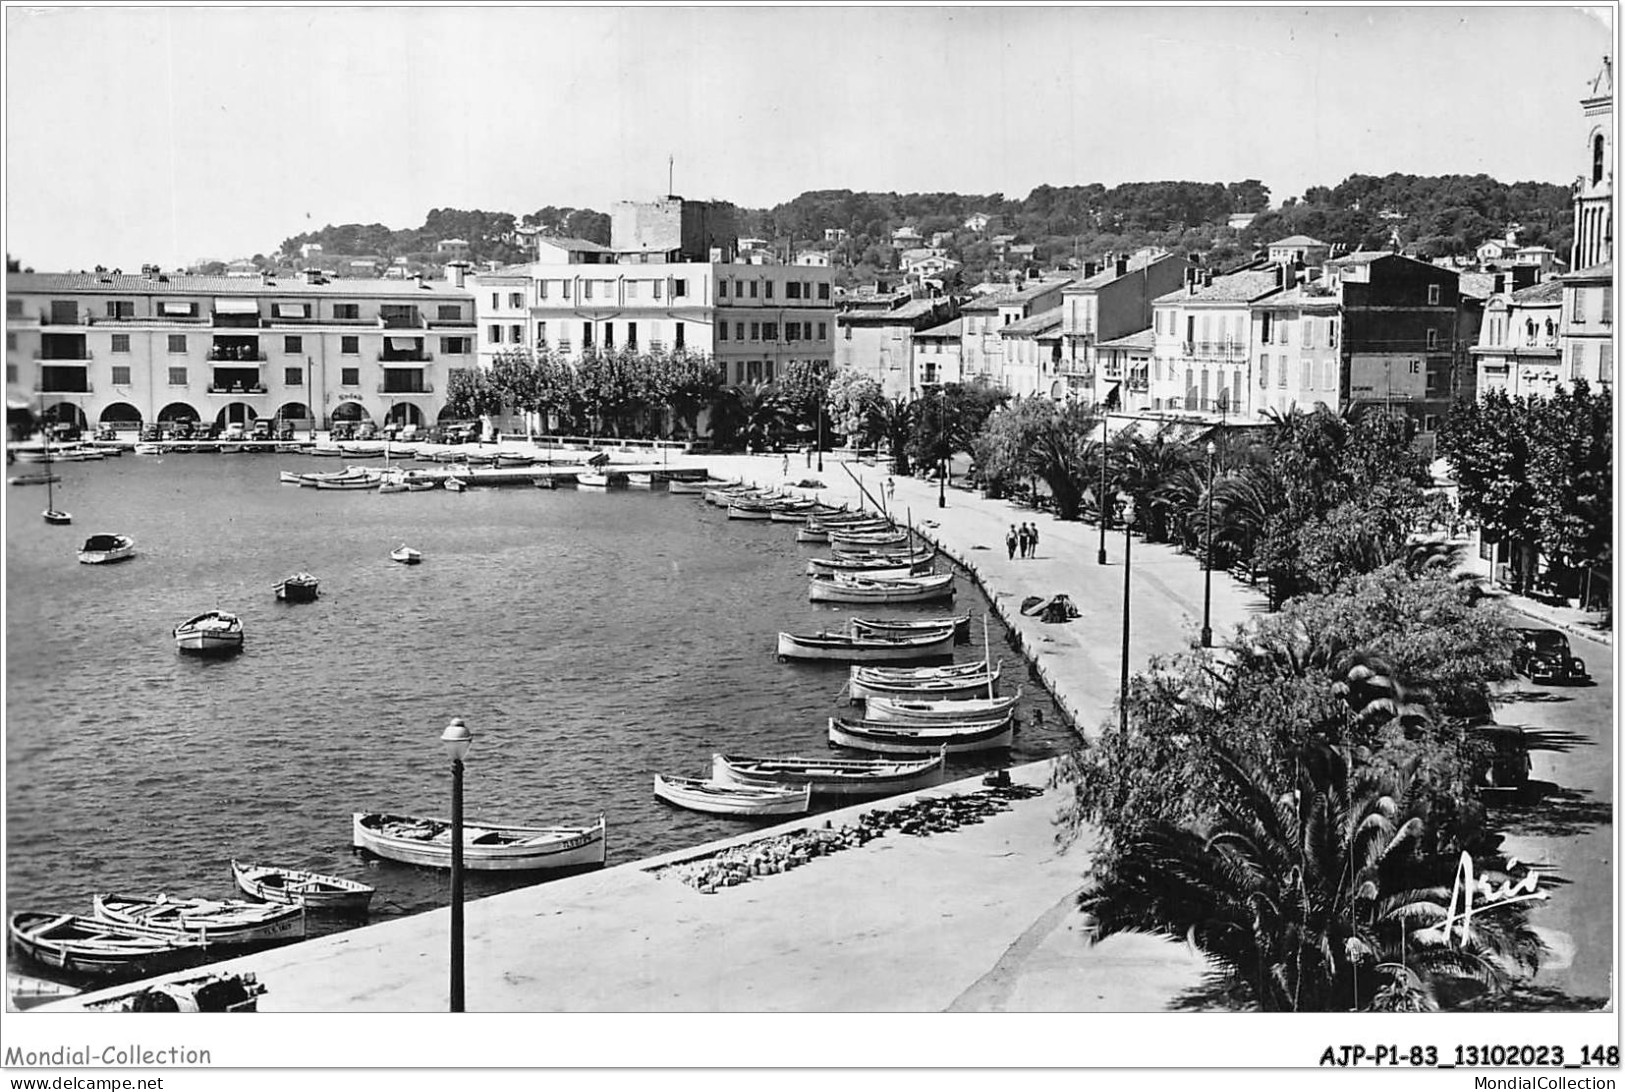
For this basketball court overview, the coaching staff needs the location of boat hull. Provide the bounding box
[230,861,374,914]
[777,629,955,663]
[809,574,954,604]
[862,690,1023,724]
[275,576,319,602]
[352,812,607,872]
[91,895,306,947]
[828,715,1015,754]
[652,775,812,817]
[712,751,946,800]
[8,913,206,982]
[77,535,135,565]
[850,613,972,642]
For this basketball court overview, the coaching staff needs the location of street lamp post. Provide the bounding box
[440,717,473,1012]
[816,405,823,473]
[1097,416,1110,565]
[937,386,947,509]
[1116,492,1135,803]
[1201,439,1216,648]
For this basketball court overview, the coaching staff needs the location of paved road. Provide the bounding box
[1491,626,1615,1008]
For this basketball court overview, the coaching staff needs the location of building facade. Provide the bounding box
[1571,56,1613,271]
[1557,261,1614,388]
[1471,278,1564,398]
[957,278,1072,387]
[1058,251,1189,405]
[1148,267,1283,416]
[6,269,476,432]
[911,318,963,387]
[834,297,956,401]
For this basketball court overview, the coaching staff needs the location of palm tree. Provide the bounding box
[1080,740,1543,1011]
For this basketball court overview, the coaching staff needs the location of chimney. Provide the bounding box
[1493,273,1506,295]
[1276,264,1287,288]
[445,261,468,289]
[1114,256,1128,277]
[1202,270,1214,287]
[303,268,322,285]
[261,271,273,286]
[1083,261,1099,278]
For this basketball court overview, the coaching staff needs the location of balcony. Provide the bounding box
[38,310,85,326]
[34,379,94,393]
[377,352,433,363]
[207,384,269,395]
[379,310,425,329]
[209,348,267,362]
[427,317,475,329]
[33,350,94,363]
[377,382,434,395]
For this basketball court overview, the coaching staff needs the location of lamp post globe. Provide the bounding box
[440,717,473,1012]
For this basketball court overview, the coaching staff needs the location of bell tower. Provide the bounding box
[1571,55,1613,269]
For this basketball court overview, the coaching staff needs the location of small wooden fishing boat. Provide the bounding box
[576,470,612,489]
[377,475,409,494]
[306,445,346,458]
[173,610,244,654]
[830,529,912,549]
[402,470,438,491]
[727,500,775,520]
[667,478,721,495]
[711,749,947,800]
[391,544,422,564]
[133,442,164,455]
[352,812,607,872]
[828,713,1015,754]
[494,453,535,468]
[8,912,207,982]
[625,471,656,488]
[91,894,306,947]
[652,774,812,817]
[444,474,468,492]
[532,474,558,489]
[80,970,266,1012]
[795,527,830,543]
[850,657,998,683]
[278,470,304,485]
[806,554,936,579]
[77,533,135,565]
[9,471,61,486]
[777,627,956,663]
[850,612,973,643]
[862,690,1023,724]
[230,860,374,914]
[808,571,954,604]
[848,670,1004,703]
[274,572,319,602]
[312,469,382,489]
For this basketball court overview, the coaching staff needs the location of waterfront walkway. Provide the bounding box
[50,450,1273,1018]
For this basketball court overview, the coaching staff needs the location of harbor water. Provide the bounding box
[4,451,1069,959]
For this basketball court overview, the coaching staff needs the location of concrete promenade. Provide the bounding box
[48,450,1271,1017]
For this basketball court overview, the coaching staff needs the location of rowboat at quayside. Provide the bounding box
[278,470,304,485]
[91,893,306,947]
[727,500,775,520]
[848,670,1004,703]
[274,572,320,602]
[806,554,937,580]
[776,626,957,663]
[862,689,1024,725]
[391,544,422,564]
[576,470,612,489]
[8,912,207,982]
[711,749,947,800]
[808,571,955,604]
[353,812,607,872]
[77,533,135,565]
[830,529,912,549]
[173,610,244,655]
[625,471,656,488]
[230,860,374,914]
[312,469,383,490]
[849,612,973,643]
[769,501,846,523]
[665,479,714,494]
[850,657,998,682]
[828,713,1015,755]
[652,774,813,817]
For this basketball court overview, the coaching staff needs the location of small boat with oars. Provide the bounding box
[391,544,422,564]
[77,532,136,565]
[91,893,305,947]
[848,664,1004,702]
[806,553,936,580]
[828,713,1015,754]
[653,774,812,817]
[576,470,612,489]
[776,626,956,663]
[808,571,954,604]
[230,860,374,914]
[8,912,207,983]
[173,610,244,654]
[861,689,1023,724]
[849,612,973,643]
[712,749,947,800]
[274,572,320,602]
[352,812,607,872]
[625,471,657,488]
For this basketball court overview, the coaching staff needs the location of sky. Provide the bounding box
[3,4,1616,272]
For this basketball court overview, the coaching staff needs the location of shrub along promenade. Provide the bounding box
[50,450,1269,1025]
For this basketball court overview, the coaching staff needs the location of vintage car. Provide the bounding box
[1511,628,1590,684]
[1466,722,1532,790]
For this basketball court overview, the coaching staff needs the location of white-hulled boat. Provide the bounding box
[77,533,135,565]
[625,471,656,488]
[390,544,422,564]
[653,774,812,817]
[312,468,383,490]
[274,572,319,602]
[850,612,973,643]
[173,610,244,654]
[91,894,305,947]
[444,474,468,491]
[576,470,612,489]
[8,912,207,982]
[727,499,775,520]
[352,812,607,872]
[712,750,946,800]
[850,657,998,683]
[849,670,1004,703]
[230,861,375,914]
[828,714,1015,754]
[806,554,936,580]
[777,627,956,663]
[79,970,267,1013]
[666,479,711,494]
[808,571,954,604]
[278,470,304,485]
[829,529,912,549]
[133,442,164,455]
[862,689,1023,724]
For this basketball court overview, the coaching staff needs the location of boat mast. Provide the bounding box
[984,614,993,700]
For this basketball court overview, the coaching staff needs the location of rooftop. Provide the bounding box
[1510,279,1566,304]
[1268,234,1327,248]
[961,277,1074,312]
[1561,260,1613,282]
[1154,269,1282,305]
[7,271,472,297]
[535,236,613,254]
[913,317,964,339]
[1096,328,1156,351]
[1000,306,1062,336]
[1064,252,1173,292]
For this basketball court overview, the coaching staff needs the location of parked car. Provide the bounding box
[224,422,246,441]
[1466,722,1532,791]
[1511,628,1589,684]
[251,419,274,440]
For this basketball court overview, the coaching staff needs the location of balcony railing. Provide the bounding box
[427,318,475,329]
[209,349,267,362]
[379,312,425,329]
[378,352,434,363]
[377,382,434,394]
[207,384,269,395]
[34,380,94,393]
[33,351,94,362]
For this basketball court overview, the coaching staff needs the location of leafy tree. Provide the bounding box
[443,364,503,421]
[973,397,1100,519]
[827,370,885,446]
[1526,379,1612,604]
[1438,390,1537,592]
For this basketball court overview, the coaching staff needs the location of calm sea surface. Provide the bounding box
[4,451,1064,950]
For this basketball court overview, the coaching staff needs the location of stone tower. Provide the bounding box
[1571,55,1613,270]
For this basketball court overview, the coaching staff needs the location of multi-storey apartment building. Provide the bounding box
[1470,276,1563,398]
[1148,266,1283,416]
[1249,277,1343,418]
[1058,251,1189,404]
[834,297,956,400]
[911,318,963,387]
[999,306,1063,398]
[957,278,1072,387]
[1557,261,1614,388]
[6,268,476,433]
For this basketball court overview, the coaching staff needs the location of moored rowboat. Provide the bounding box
[77,533,135,564]
[828,714,1015,754]
[8,912,207,982]
[849,612,973,643]
[712,750,946,800]
[809,571,954,604]
[91,894,305,947]
[862,690,1023,724]
[777,627,956,663]
[173,610,244,654]
[230,861,374,914]
[652,774,812,817]
[352,811,607,872]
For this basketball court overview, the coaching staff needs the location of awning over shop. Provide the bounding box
[213,298,259,315]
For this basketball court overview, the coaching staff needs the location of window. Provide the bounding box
[747,361,762,383]
[626,321,637,349]
[1426,328,1439,350]
[491,293,500,310]
[1328,319,1337,347]
[786,282,802,300]
[1277,355,1287,387]
[536,281,549,301]
[719,321,730,342]
[582,322,593,349]
[1574,289,1588,322]
[1604,287,1613,325]
[510,325,523,344]
[342,336,359,355]
[583,281,594,301]
[105,300,134,319]
[735,322,745,341]
[167,334,187,354]
[1601,342,1613,383]
[1300,360,1311,389]
[168,366,187,385]
[111,365,131,385]
[718,280,728,299]
[341,367,360,386]
[489,325,502,343]
[284,367,303,386]
[441,337,470,355]
[1321,361,1335,390]
[748,281,758,299]
[1525,319,1537,346]
[763,323,778,341]
[750,322,761,341]
[817,322,827,341]
[1427,284,1441,305]
[764,361,774,382]
[675,322,685,350]
[627,281,642,301]
[509,292,523,309]
[818,283,830,300]
[438,304,462,321]
[536,322,547,346]
[1424,414,1439,432]
[1544,319,1556,345]
[4,332,13,350]
[1594,133,1605,186]
[653,281,662,300]
[562,281,572,301]
[1301,320,1314,349]
[111,334,130,353]
[673,279,688,298]
[604,323,615,350]
[333,304,359,320]
[6,298,21,317]
[284,336,303,354]
[787,322,800,342]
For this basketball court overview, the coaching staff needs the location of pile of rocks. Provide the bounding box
[655,783,1045,895]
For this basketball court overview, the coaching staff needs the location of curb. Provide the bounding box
[1502,600,1614,649]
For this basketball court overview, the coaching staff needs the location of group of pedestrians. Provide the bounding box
[1005,522,1040,560]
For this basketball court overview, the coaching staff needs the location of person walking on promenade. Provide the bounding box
[886,476,896,502]
[1017,523,1032,559]
[782,453,790,476]
[1006,525,1018,560]
[1028,521,1039,558]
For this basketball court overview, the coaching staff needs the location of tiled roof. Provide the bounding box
[6,271,471,297]
[1561,260,1613,281]
[961,277,1075,312]
[1096,328,1155,351]
[1154,270,1282,305]
[535,236,612,253]
[837,298,943,324]
[1253,282,1339,309]
[913,318,963,339]
[1326,250,1395,266]
[1457,272,1497,300]
[999,306,1062,336]
[1063,252,1172,292]
[1509,280,1565,304]
[1269,234,1327,248]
